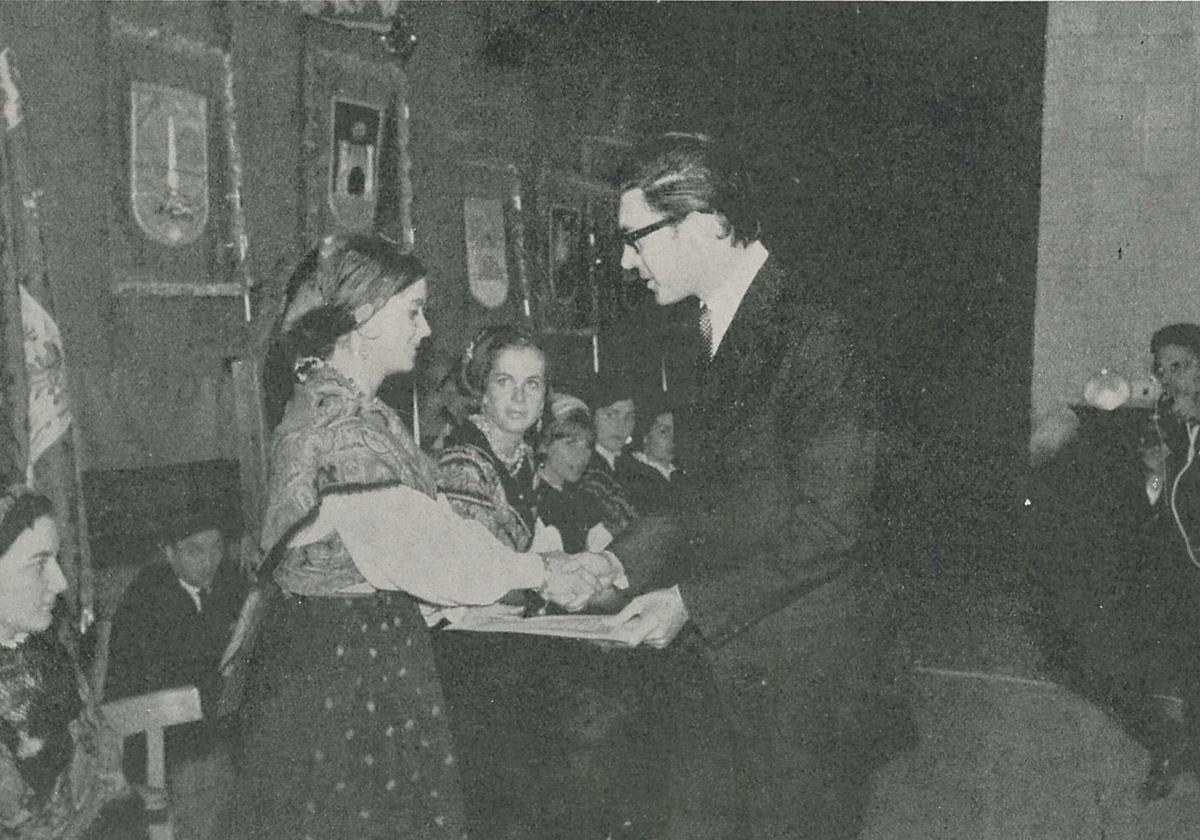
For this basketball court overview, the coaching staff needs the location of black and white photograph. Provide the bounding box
[1,2,1199,839]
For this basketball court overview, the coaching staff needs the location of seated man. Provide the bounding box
[105,500,246,840]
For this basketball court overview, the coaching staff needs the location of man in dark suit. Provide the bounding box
[106,503,246,840]
[610,133,897,840]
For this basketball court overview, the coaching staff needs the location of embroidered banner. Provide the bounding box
[463,197,509,309]
[328,97,382,232]
[130,81,210,246]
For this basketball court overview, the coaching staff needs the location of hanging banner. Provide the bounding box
[463,196,509,309]
[130,81,209,246]
[328,97,382,231]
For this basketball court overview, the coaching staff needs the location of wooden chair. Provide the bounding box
[101,686,204,840]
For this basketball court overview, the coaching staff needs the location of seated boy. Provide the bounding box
[105,500,246,840]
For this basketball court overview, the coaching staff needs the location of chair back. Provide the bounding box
[101,685,203,840]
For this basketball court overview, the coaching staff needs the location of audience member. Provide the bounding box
[229,234,619,840]
[432,324,570,840]
[1086,323,1200,800]
[536,394,600,554]
[0,486,125,839]
[617,396,677,515]
[105,499,246,840]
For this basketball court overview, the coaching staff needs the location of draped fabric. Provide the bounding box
[0,634,125,839]
[0,47,93,622]
[259,364,437,567]
[435,420,537,554]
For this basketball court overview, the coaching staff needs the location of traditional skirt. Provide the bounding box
[231,590,466,840]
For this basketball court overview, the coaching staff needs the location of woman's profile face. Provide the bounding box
[1156,343,1200,405]
[0,515,66,641]
[482,346,547,438]
[544,431,592,485]
[357,279,431,374]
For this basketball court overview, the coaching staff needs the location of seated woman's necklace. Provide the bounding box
[471,414,530,474]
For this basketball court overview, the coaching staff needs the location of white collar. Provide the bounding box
[178,578,204,612]
[594,445,620,471]
[632,450,674,480]
[698,243,769,357]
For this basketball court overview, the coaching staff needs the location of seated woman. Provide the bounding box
[0,486,124,839]
[229,235,618,840]
[536,394,600,554]
[539,401,671,840]
[432,324,577,840]
[576,376,639,545]
[436,324,543,557]
[616,397,678,516]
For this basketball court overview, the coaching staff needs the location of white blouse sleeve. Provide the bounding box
[314,485,545,605]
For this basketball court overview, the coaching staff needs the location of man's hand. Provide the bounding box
[539,551,624,612]
[610,586,688,648]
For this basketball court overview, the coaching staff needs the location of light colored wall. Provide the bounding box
[1032,2,1200,435]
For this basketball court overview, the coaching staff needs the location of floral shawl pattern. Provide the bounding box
[0,635,124,839]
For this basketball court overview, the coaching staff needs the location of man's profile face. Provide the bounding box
[619,188,705,306]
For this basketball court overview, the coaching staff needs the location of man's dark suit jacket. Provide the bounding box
[106,559,244,775]
[625,255,877,641]
[615,254,886,837]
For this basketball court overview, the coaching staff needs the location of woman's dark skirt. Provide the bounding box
[231,591,467,840]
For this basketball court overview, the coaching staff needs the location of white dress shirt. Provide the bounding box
[698,242,769,357]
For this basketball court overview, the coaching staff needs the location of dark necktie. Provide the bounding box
[699,306,714,361]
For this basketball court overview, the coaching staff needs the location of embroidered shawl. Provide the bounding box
[260,366,438,590]
[436,421,537,553]
[0,635,124,839]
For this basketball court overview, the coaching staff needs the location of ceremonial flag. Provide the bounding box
[0,47,94,627]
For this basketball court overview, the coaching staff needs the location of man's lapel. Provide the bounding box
[684,258,789,462]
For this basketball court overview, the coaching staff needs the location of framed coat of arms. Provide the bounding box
[107,18,247,298]
[302,16,412,249]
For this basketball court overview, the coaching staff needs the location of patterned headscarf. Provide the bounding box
[281,232,426,332]
[0,485,46,560]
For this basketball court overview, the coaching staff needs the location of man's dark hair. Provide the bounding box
[619,132,763,247]
[1151,322,1200,366]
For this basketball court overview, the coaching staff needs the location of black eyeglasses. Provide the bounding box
[620,215,683,251]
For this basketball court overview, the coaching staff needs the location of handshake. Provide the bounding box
[537,551,627,612]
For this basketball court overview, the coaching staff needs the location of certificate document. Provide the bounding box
[445,613,629,642]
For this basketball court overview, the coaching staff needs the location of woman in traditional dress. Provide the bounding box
[230,234,618,840]
[0,486,125,839]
